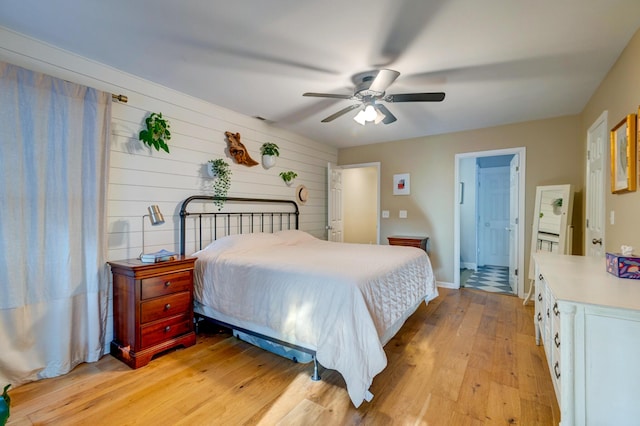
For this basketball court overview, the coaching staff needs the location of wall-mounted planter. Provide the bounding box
[261,143,279,169]
[280,171,298,186]
[262,154,277,169]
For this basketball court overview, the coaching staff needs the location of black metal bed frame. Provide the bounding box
[179,195,300,256]
[178,195,320,380]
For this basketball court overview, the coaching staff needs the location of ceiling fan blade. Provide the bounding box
[376,104,397,124]
[321,104,361,123]
[303,92,354,100]
[385,92,446,102]
[368,69,401,93]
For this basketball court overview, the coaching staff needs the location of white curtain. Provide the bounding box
[0,61,111,386]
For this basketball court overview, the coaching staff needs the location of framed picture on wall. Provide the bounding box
[610,114,637,193]
[393,173,410,195]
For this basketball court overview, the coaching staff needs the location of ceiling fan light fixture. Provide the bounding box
[363,104,377,121]
[354,104,385,126]
[353,109,367,125]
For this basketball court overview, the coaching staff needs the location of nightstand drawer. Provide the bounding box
[141,314,192,348]
[141,270,192,299]
[140,291,191,324]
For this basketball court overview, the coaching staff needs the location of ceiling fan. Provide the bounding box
[303,69,445,125]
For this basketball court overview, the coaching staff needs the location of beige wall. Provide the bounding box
[338,115,583,284]
[581,28,640,253]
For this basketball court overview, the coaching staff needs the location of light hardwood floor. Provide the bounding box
[7,288,560,425]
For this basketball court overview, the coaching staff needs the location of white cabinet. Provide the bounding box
[534,253,640,426]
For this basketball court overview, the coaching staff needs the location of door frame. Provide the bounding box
[454,147,526,297]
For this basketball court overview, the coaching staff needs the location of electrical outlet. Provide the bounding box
[399,210,408,219]
[382,210,390,218]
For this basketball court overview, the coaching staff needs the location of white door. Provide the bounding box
[508,155,520,292]
[586,111,607,257]
[478,167,510,267]
[327,163,343,242]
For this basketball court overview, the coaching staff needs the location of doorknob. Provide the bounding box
[592,238,602,245]
[325,225,333,230]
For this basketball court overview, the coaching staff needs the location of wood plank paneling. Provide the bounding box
[0,28,338,353]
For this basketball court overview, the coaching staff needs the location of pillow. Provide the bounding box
[274,230,317,244]
[194,232,279,257]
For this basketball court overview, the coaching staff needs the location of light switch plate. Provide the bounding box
[399,210,407,219]
[382,210,390,218]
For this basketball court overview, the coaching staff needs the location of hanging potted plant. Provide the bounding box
[552,198,563,215]
[139,112,171,153]
[260,142,280,169]
[207,159,232,210]
[279,170,298,186]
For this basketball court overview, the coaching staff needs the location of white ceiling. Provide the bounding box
[1,0,639,148]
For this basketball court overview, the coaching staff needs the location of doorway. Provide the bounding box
[328,162,380,244]
[454,148,526,297]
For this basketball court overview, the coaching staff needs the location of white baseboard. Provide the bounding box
[437,281,458,289]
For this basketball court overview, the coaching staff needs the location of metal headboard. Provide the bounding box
[179,196,299,255]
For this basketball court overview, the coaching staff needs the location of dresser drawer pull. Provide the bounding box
[537,312,542,322]
[553,303,559,316]
[547,308,550,318]
[164,303,171,310]
[537,293,542,302]
[553,362,561,379]
[164,326,171,332]
[539,274,543,281]
[164,281,172,287]
[554,332,561,348]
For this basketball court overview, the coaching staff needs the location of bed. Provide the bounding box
[179,196,438,407]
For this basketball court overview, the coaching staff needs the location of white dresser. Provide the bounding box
[534,253,640,425]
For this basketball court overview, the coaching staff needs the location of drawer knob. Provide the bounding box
[164,303,171,310]
[164,326,171,332]
[537,312,542,322]
[553,303,559,316]
[554,362,561,379]
[164,281,171,287]
[546,308,549,318]
[537,293,542,302]
[554,332,561,348]
[539,274,543,280]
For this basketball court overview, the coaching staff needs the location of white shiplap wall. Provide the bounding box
[0,27,337,353]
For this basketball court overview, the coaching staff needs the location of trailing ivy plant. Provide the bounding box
[208,159,232,210]
[139,112,171,153]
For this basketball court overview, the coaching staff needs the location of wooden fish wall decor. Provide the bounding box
[225,131,258,167]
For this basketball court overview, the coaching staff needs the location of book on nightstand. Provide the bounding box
[140,249,178,263]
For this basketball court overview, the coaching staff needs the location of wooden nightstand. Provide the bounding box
[387,235,429,252]
[107,256,197,368]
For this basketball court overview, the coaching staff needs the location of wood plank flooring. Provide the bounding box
[6,288,560,425]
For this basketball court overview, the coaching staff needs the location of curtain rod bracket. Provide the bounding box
[111,94,128,103]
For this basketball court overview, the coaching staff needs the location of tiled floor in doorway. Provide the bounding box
[462,265,513,295]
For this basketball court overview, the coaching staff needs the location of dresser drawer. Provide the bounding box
[140,291,191,324]
[141,314,192,348]
[141,270,192,299]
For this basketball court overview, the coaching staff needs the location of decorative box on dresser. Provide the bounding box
[387,235,429,252]
[533,252,640,425]
[107,256,197,368]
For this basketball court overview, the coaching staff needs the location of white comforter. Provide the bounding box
[192,230,438,407]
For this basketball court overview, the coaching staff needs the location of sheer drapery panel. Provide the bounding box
[0,61,111,386]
